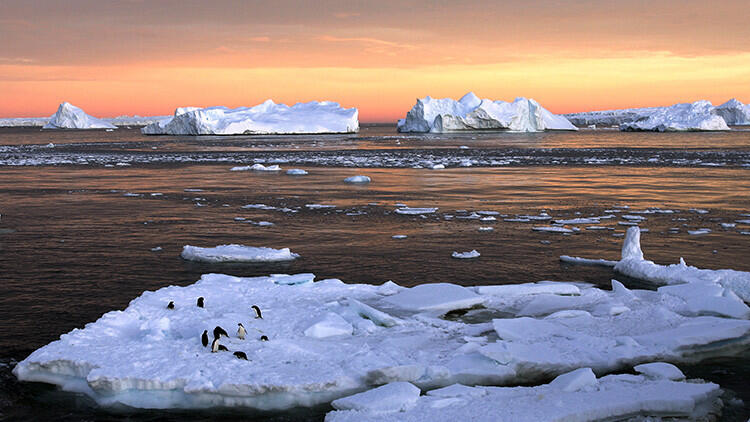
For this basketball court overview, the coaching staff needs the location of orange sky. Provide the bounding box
[1,0,749,122]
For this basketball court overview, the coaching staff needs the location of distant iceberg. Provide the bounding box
[142,100,359,135]
[396,92,578,133]
[566,99,750,131]
[42,102,117,130]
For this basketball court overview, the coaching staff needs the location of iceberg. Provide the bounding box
[141,100,359,135]
[326,372,722,422]
[396,92,578,133]
[566,99,748,131]
[42,102,117,130]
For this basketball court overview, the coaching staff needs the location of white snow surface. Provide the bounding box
[13,271,750,411]
[141,100,359,135]
[397,92,577,133]
[326,373,721,422]
[180,245,299,263]
[330,382,420,413]
[42,102,117,130]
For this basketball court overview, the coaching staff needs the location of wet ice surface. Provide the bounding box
[1,127,750,421]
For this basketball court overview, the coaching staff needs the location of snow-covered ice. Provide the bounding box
[142,100,359,135]
[330,382,420,413]
[383,283,483,314]
[326,372,722,422]
[286,169,308,175]
[42,102,117,130]
[230,164,282,172]
[395,207,438,215]
[180,245,299,263]
[397,92,577,133]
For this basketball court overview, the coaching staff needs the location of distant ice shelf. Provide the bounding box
[141,100,359,135]
[396,92,578,133]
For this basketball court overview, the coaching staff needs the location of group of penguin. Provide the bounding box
[166,296,267,361]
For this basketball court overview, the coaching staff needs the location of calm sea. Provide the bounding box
[0,125,748,421]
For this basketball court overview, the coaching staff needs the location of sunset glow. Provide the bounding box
[1,0,749,121]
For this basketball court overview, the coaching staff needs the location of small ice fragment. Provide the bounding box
[230,164,281,172]
[286,169,308,175]
[392,235,408,239]
[478,227,493,232]
[431,164,445,169]
[395,207,438,215]
[150,246,162,252]
[452,250,480,259]
[344,175,371,184]
[688,229,711,235]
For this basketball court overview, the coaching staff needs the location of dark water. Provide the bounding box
[0,126,749,420]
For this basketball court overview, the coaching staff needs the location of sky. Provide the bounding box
[1,0,749,122]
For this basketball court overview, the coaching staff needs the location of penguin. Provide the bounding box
[167,301,174,310]
[213,326,228,339]
[233,351,248,360]
[201,330,209,347]
[211,338,221,353]
[260,335,269,341]
[251,305,263,319]
[218,344,229,352]
[237,323,246,340]
[197,297,204,308]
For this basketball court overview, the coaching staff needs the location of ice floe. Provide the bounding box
[451,250,480,259]
[286,169,308,175]
[42,102,117,130]
[326,371,722,421]
[142,100,359,135]
[180,245,299,263]
[343,175,371,184]
[397,92,577,133]
[230,164,282,172]
[395,207,438,215]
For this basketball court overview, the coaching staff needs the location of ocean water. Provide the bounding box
[0,125,749,420]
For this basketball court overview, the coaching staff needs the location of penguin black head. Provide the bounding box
[201,330,209,347]
[251,305,263,319]
[233,351,248,360]
[260,335,269,341]
[213,326,228,339]
[167,301,175,310]
[197,297,204,308]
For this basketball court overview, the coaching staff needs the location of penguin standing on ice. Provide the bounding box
[213,326,228,339]
[167,301,175,310]
[251,305,263,319]
[233,351,248,360]
[201,330,209,347]
[237,323,246,340]
[197,297,204,308]
[211,338,228,352]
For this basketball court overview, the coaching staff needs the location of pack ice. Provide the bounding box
[566,98,750,131]
[42,102,117,130]
[141,100,359,135]
[13,262,750,412]
[396,92,578,133]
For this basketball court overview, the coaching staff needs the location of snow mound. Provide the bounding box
[180,244,299,263]
[326,372,721,422]
[397,92,577,133]
[43,102,117,130]
[142,100,359,135]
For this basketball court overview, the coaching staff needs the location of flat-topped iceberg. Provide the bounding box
[42,102,117,130]
[326,372,722,422]
[396,92,577,133]
[142,100,359,135]
[566,99,749,131]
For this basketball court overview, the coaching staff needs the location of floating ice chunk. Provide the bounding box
[431,164,445,169]
[451,250,480,259]
[306,204,336,209]
[180,244,299,263]
[330,382,420,413]
[720,223,736,228]
[395,207,438,215]
[344,175,371,184]
[559,255,617,267]
[230,164,281,172]
[397,93,577,133]
[150,246,162,252]
[688,229,711,235]
[383,283,483,314]
[391,235,407,239]
[326,373,722,422]
[532,226,574,233]
[620,226,644,260]
[690,208,709,214]
[554,218,600,225]
[286,169,308,175]
[634,362,685,381]
[548,367,597,392]
[304,312,353,338]
[43,102,117,130]
[477,227,493,232]
[142,100,359,135]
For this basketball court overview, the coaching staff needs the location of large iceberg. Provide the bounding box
[42,102,117,130]
[141,100,359,135]
[13,268,750,411]
[396,92,578,133]
[565,99,750,131]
